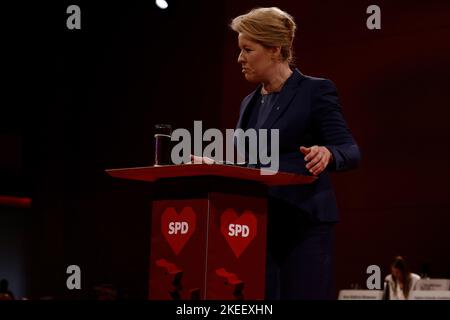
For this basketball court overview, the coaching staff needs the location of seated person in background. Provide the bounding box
[0,279,15,300]
[385,256,421,300]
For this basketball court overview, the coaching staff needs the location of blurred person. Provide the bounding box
[0,279,15,300]
[385,256,421,300]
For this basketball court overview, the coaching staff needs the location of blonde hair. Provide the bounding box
[230,7,297,63]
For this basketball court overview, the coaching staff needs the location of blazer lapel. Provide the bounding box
[235,85,261,129]
[235,69,305,130]
[261,69,305,129]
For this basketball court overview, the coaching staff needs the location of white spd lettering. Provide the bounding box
[168,221,189,234]
[228,224,249,237]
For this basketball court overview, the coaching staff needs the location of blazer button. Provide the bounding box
[276,106,280,110]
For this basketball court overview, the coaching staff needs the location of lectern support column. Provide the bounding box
[149,192,267,300]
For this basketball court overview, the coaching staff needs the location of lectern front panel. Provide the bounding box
[149,199,208,300]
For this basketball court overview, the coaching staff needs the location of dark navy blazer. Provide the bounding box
[236,69,361,222]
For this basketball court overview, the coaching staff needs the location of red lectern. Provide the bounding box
[106,164,315,300]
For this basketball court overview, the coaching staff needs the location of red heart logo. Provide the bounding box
[220,209,257,258]
[161,207,196,255]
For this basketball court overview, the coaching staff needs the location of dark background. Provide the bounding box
[1,0,450,299]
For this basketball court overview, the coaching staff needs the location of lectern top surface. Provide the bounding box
[106,164,316,186]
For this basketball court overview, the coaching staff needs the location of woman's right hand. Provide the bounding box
[189,155,215,164]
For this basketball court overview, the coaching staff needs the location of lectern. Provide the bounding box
[106,164,315,300]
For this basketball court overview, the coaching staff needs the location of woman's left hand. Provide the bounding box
[299,145,333,176]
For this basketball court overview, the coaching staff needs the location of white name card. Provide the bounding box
[338,290,384,300]
[409,290,450,300]
[415,279,450,291]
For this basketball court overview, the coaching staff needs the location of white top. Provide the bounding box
[385,273,421,300]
